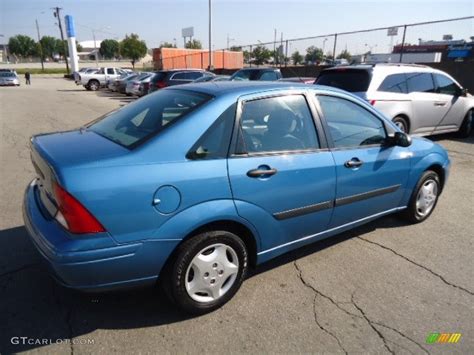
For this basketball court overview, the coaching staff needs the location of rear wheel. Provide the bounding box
[401,170,440,223]
[162,231,248,314]
[393,116,409,133]
[88,80,100,91]
[457,109,473,138]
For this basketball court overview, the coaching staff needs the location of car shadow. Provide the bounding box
[0,215,408,353]
[429,132,474,145]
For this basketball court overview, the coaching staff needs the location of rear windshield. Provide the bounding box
[0,72,15,77]
[231,70,261,81]
[316,69,371,92]
[88,89,211,148]
[151,72,167,82]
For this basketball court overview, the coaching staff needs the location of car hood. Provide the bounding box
[32,129,129,169]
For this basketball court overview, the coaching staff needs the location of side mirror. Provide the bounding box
[389,132,412,147]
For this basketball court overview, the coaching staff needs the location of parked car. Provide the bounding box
[148,69,214,93]
[315,64,473,137]
[116,73,140,94]
[78,67,127,91]
[107,72,130,92]
[0,71,20,86]
[279,77,316,84]
[230,67,282,81]
[24,82,450,314]
[125,72,153,96]
[193,75,231,83]
[74,68,99,85]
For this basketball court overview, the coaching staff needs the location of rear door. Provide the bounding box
[316,94,410,227]
[227,91,336,252]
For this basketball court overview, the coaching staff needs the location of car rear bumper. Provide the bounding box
[23,179,180,291]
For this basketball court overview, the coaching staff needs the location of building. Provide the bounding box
[392,38,473,61]
[77,40,102,60]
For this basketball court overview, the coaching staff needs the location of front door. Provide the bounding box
[316,94,410,227]
[227,93,336,253]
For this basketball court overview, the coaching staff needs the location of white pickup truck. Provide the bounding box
[78,67,127,91]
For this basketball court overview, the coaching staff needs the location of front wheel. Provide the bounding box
[393,116,409,133]
[457,110,473,138]
[88,80,100,91]
[162,231,248,314]
[401,170,440,223]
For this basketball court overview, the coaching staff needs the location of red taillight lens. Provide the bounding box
[156,81,166,88]
[369,100,376,106]
[53,183,105,234]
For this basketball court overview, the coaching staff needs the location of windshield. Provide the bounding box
[88,89,211,148]
[0,72,15,77]
[316,69,371,92]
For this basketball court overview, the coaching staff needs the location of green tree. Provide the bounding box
[160,42,176,48]
[291,51,303,65]
[40,36,58,59]
[337,49,352,60]
[8,35,36,58]
[76,43,83,52]
[252,45,271,65]
[55,39,68,57]
[120,34,147,68]
[185,39,203,49]
[100,39,120,59]
[305,46,323,64]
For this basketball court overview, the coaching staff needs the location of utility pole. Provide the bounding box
[208,0,213,70]
[35,19,44,70]
[273,29,277,67]
[92,29,99,67]
[52,7,69,74]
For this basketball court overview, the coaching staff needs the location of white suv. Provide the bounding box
[316,64,473,137]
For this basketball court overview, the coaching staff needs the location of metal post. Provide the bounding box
[399,25,407,63]
[92,30,98,67]
[222,49,225,69]
[285,40,289,67]
[332,33,337,62]
[35,19,44,71]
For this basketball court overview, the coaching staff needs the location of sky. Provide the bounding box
[1,0,473,55]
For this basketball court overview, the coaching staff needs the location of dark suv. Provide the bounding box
[148,69,214,93]
[230,68,282,81]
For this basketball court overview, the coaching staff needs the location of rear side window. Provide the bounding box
[88,90,211,148]
[151,72,167,82]
[378,74,408,93]
[107,68,114,74]
[187,104,236,160]
[406,73,435,93]
[237,95,319,154]
[316,70,371,92]
[171,72,188,80]
[186,72,204,80]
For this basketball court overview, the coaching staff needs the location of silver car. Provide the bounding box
[0,72,20,86]
[125,72,152,96]
[316,64,473,138]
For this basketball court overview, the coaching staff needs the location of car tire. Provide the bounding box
[162,230,248,314]
[457,109,473,138]
[401,170,440,224]
[88,80,100,91]
[392,116,409,133]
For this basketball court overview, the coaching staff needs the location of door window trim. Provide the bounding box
[228,91,329,158]
[314,93,393,151]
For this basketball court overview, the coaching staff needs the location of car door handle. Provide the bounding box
[247,167,278,178]
[434,101,447,107]
[344,158,363,168]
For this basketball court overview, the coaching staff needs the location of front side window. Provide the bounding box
[406,73,435,93]
[378,74,408,93]
[434,74,459,96]
[107,68,114,74]
[318,95,386,148]
[237,95,319,154]
[88,90,211,148]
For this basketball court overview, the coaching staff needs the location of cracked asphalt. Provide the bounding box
[0,78,473,354]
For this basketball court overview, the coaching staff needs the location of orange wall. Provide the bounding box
[153,48,243,70]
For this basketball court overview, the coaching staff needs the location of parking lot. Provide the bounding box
[0,77,473,354]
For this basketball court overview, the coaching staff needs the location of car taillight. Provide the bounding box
[156,81,166,88]
[53,182,105,234]
[369,100,376,106]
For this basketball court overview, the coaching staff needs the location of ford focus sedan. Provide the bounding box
[23,82,450,313]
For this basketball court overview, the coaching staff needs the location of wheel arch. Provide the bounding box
[426,163,446,193]
[393,113,411,133]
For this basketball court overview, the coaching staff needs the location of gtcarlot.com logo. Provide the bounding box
[11,337,95,346]
[426,333,462,344]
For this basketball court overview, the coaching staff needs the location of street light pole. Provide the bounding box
[52,7,69,74]
[208,0,213,70]
[35,19,44,70]
[92,29,99,67]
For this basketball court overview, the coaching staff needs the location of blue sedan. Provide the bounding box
[23,82,450,313]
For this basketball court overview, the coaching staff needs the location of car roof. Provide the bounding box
[235,67,279,71]
[157,68,206,73]
[166,81,346,97]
